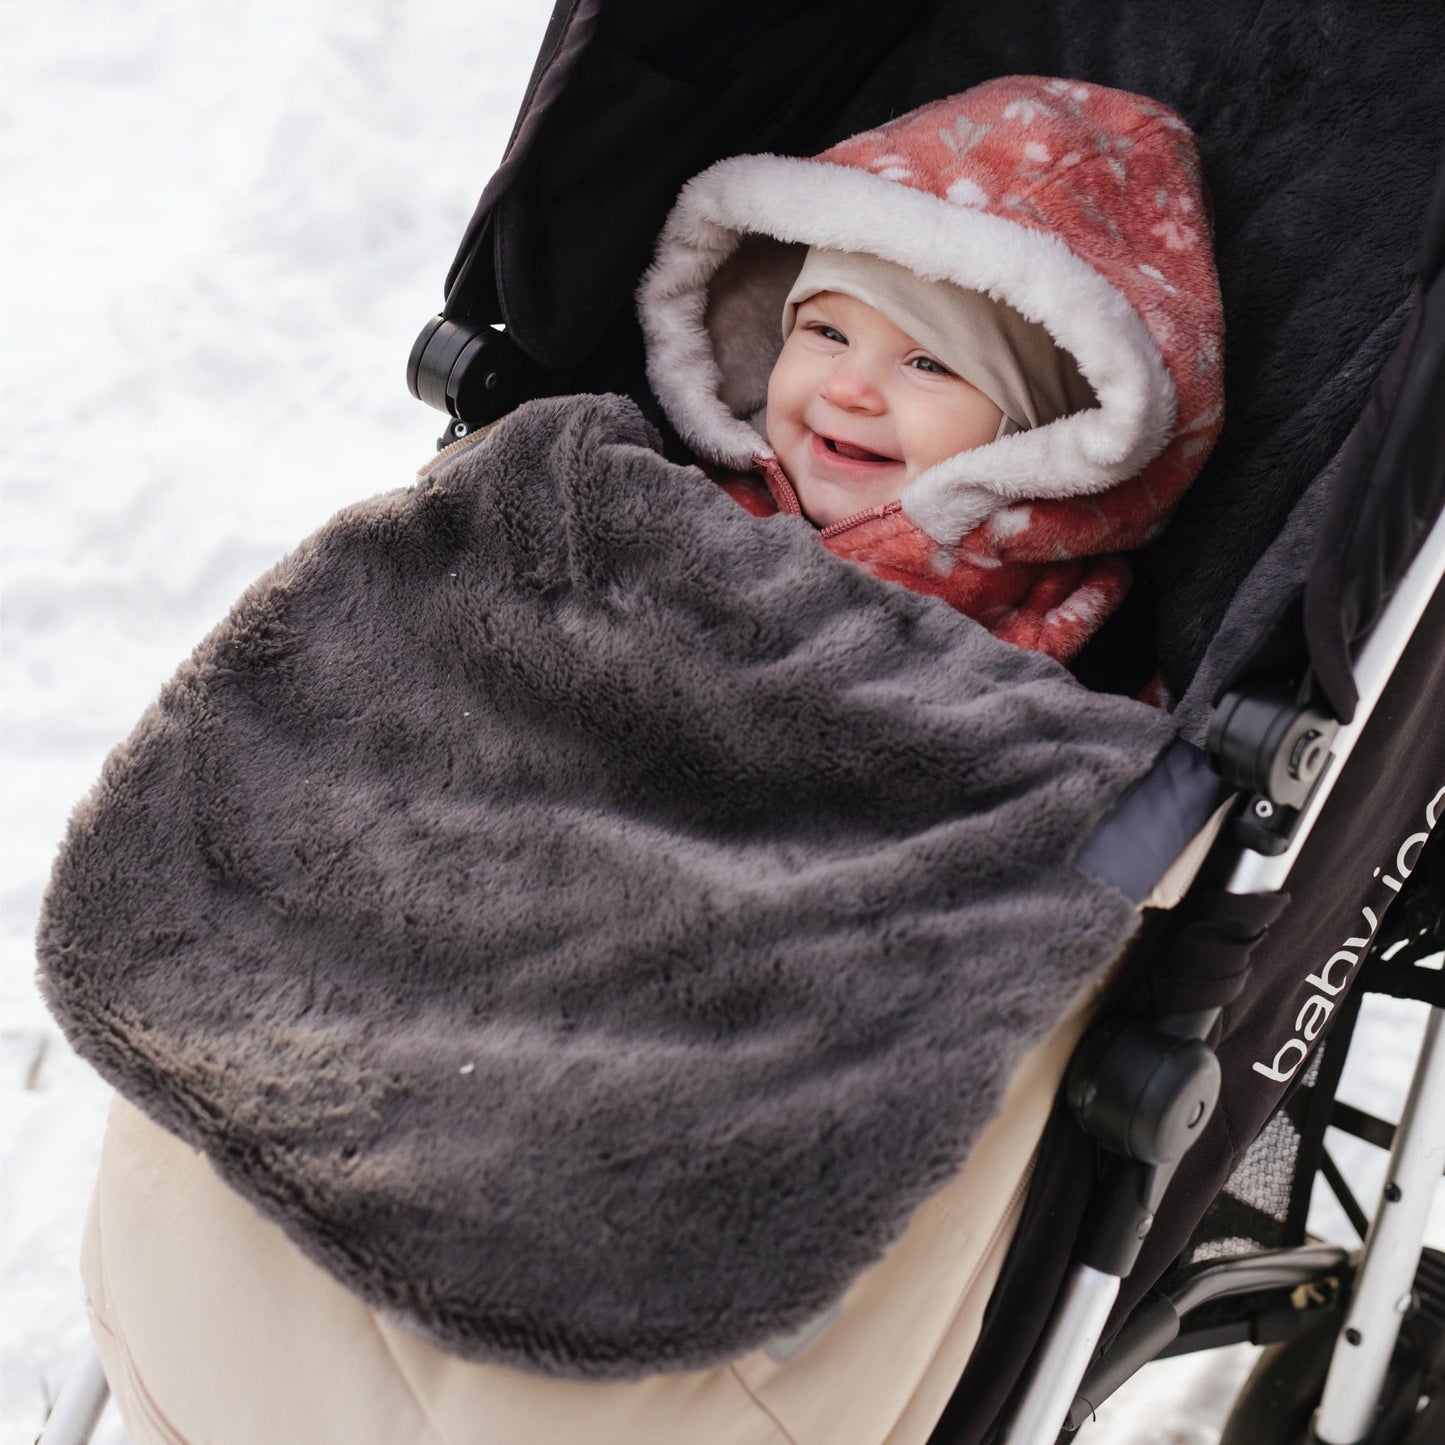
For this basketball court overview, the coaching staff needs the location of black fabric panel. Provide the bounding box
[1204,188,1441,726]
[477,0,936,366]
[1303,174,1445,722]
[1172,453,1337,748]
[1068,572,1160,698]
[443,0,602,317]
[1106,575,1445,1347]
[1359,816,1445,1004]
[1146,888,1292,1016]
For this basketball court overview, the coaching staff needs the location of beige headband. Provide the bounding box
[782,248,1092,437]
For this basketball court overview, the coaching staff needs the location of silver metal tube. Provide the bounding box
[1313,1007,1445,1443]
[37,1343,109,1445]
[1000,1263,1121,1444]
[1227,510,1445,897]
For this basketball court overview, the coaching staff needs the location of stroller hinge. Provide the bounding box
[408,315,534,438]
[1005,1010,1227,1443]
[1207,688,1341,855]
[1066,1014,1223,1277]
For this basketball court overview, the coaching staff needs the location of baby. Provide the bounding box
[639,75,1224,666]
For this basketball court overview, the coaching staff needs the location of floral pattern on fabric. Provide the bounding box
[818,77,1224,572]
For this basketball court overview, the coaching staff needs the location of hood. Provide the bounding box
[637,76,1223,550]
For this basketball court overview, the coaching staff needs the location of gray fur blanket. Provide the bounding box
[39,394,1176,1377]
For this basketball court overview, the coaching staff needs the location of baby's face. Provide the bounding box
[765,292,1004,528]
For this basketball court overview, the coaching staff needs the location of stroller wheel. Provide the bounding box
[1220,1250,1445,1445]
[1399,1389,1444,1445]
[1218,1305,1340,1445]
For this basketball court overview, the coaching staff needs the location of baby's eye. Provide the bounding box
[807,322,848,345]
[909,355,953,375]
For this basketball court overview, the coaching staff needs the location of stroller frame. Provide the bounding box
[1000,510,1445,1444]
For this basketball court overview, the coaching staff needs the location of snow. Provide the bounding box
[0,4,1438,1443]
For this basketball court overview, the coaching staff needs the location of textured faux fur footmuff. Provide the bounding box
[40,392,1175,1376]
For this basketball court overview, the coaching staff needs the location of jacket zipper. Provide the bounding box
[820,500,903,539]
[756,456,805,517]
[753,455,903,539]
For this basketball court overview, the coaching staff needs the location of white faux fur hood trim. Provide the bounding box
[637,154,1177,546]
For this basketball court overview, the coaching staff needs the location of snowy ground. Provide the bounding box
[1,4,1439,1443]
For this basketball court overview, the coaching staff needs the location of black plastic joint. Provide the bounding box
[1078,1157,1173,1277]
[1067,1019,1222,1166]
[1207,688,1339,809]
[407,315,529,428]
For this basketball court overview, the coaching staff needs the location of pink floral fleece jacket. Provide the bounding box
[638,76,1224,663]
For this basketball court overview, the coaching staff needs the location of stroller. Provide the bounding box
[37,1,1445,1442]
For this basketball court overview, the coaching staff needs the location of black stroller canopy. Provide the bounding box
[435,0,1445,694]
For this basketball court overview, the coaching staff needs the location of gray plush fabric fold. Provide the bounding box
[38,393,1175,1377]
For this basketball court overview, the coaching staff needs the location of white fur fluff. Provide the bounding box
[637,154,1177,546]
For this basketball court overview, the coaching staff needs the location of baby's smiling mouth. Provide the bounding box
[813,432,899,466]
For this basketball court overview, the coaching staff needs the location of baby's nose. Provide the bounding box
[820,357,885,410]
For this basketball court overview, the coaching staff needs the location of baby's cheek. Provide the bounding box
[761,400,777,448]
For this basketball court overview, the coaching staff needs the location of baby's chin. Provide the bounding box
[792,469,905,527]
[783,455,904,525]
